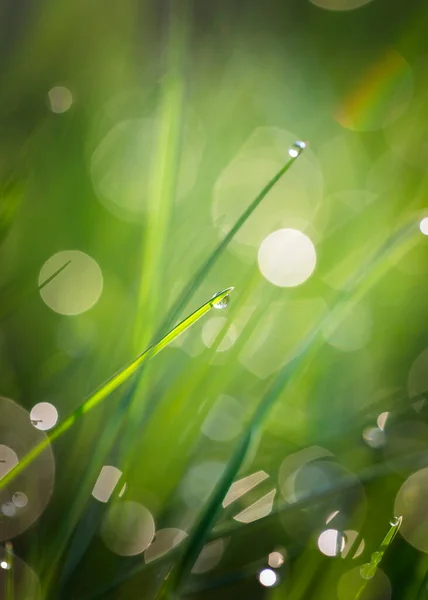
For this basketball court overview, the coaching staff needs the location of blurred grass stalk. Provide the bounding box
[161,217,419,599]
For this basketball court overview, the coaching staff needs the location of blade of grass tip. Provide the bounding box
[0,287,233,493]
[164,144,306,332]
[357,516,403,598]
[160,218,418,598]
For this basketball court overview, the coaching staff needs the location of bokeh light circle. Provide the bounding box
[212,127,323,261]
[48,86,73,113]
[338,566,391,600]
[310,0,374,11]
[0,549,41,599]
[318,529,346,556]
[258,229,316,287]
[191,538,226,574]
[38,250,103,315]
[0,397,55,542]
[90,113,204,221]
[145,528,188,563]
[30,403,58,431]
[395,468,428,553]
[420,218,428,235]
[100,501,155,556]
[259,568,277,587]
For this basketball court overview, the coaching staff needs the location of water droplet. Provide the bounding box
[288,140,307,158]
[212,294,230,310]
[360,563,376,579]
[390,516,401,527]
[0,560,10,570]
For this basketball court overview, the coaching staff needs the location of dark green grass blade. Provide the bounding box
[164,154,301,331]
[161,218,418,597]
[0,287,233,493]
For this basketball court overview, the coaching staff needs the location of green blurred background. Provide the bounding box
[1,0,428,598]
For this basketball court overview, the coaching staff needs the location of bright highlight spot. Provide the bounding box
[318,529,346,557]
[377,412,389,431]
[420,218,428,235]
[259,568,277,587]
[0,560,10,569]
[92,466,122,503]
[1,502,16,517]
[30,403,58,431]
[341,530,365,559]
[48,86,73,113]
[258,228,316,287]
[288,140,306,158]
[222,470,269,508]
[326,510,340,524]
[39,250,103,316]
[233,489,276,524]
[268,551,285,568]
[12,492,28,508]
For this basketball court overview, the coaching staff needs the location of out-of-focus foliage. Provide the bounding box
[1,0,428,599]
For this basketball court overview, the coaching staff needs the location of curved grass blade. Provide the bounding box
[357,516,402,598]
[160,218,418,597]
[0,287,234,493]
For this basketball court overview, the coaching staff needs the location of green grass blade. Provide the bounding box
[163,218,417,596]
[357,516,402,598]
[164,152,303,330]
[0,287,233,493]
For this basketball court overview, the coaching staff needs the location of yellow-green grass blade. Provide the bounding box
[115,151,305,483]
[0,287,233,493]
